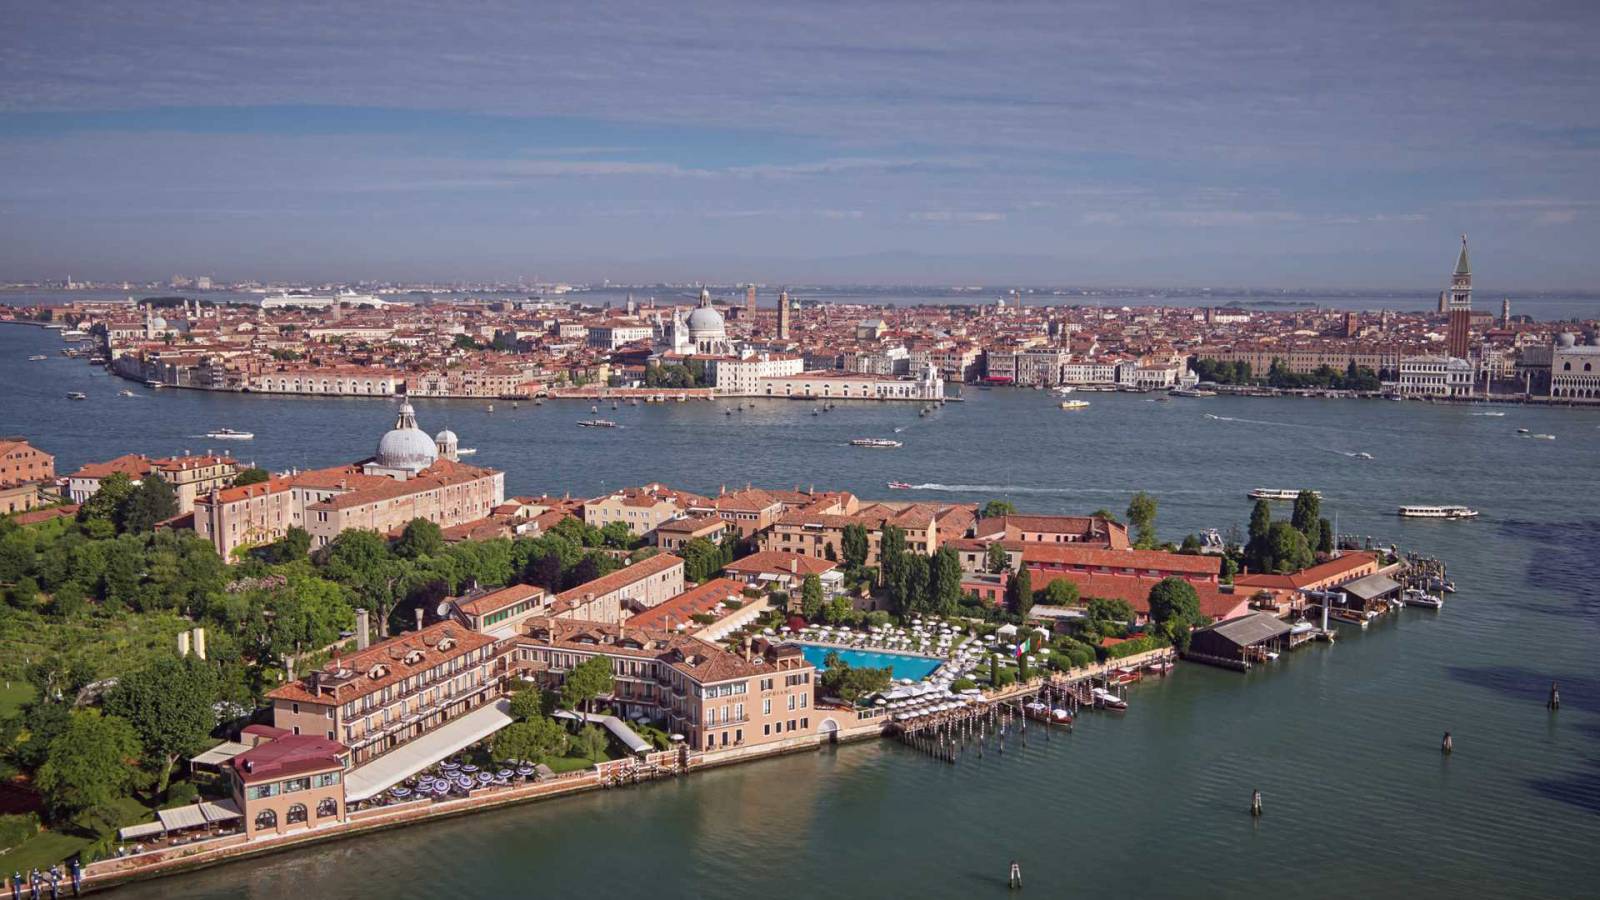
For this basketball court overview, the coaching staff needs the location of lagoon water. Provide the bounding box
[4,323,1600,898]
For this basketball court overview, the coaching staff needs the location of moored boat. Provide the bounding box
[66,391,87,400]
[1091,687,1127,710]
[1059,399,1091,410]
[850,438,903,449]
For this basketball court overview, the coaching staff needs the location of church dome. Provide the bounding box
[376,402,437,471]
[434,428,458,444]
[686,305,725,335]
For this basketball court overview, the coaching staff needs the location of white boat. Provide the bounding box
[66,391,87,400]
[1052,386,1076,395]
[1091,687,1127,710]
[1472,411,1506,417]
[456,448,478,456]
[1059,400,1091,410]
[205,428,254,440]
[60,330,89,340]
[1170,388,1216,398]
[28,354,48,361]
[1249,488,1320,501]
[887,481,913,490]
[577,419,618,428]
[1403,589,1444,609]
[118,389,135,398]
[1396,505,1478,519]
[1523,433,1556,441]
[850,438,903,449]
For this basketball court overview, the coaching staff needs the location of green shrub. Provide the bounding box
[163,781,200,808]
[690,613,717,625]
[723,599,743,609]
[0,812,39,851]
[993,667,1017,687]
[951,677,977,692]
[1106,634,1169,660]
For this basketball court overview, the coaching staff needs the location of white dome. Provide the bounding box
[434,428,458,443]
[686,305,725,335]
[375,402,437,471]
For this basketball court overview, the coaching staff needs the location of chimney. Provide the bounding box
[192,627,207,661]
[356,608,371,650]
[178,631,192,657]
[415,607,425,632]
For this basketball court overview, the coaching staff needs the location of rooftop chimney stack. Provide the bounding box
[415,607,425,632]
[356,608,371,650]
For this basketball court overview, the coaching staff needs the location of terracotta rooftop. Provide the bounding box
[1234,551,1379,591]
[554,553,684,606]
[454,582,547,618]
[626,578,748,630]
[229,733,346,784]
[1021,544,1222,577]
[266,620,497,705]
[723,551,837,578]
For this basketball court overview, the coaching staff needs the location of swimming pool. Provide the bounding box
[798,644,943,681]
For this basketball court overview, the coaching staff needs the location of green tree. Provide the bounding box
[840,524,870,570]
[560,656,614,713]
[1264,522,1314,574]
[1245,500,1272,571]
[265,526,312,563]
[232,468,271,487]
[573,724,609,762]
[35,711,142,821]
[1147,577,1203,646]
[1089,508,1122,525]
[119,474,179,533]
[104,655,218,793]
[878,524,908,594]
[507,684,547,722]
[824,593,853,625]
[318,529,406,636]
[77,472,136,530]
[1179,533,1202,554]
[1006,566,1033,619]
[1084,598,1135,635]
[1291,490,1321,543]
[1126,492,1159,549]
[493,716,569,763]
[985,542,1011,574]
[1035,577,1079,607]
[680,537,724,583]
[801,574,825,621]
[599,521,634,550]
[981,500,1016,519]
[1317,517,1334,555]
[394,518,444,559]
[898,553,930,616]
[929,546,964,616]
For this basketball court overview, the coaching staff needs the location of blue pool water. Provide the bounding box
[798,644,943,681]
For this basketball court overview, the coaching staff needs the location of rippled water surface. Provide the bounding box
[3,324,1599,898]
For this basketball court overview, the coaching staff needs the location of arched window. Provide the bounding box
[1586,363,1592,372]
[317,798,338,818]
[1563,362,1572,371]
[255,809,277,831]
[287,803,308,825]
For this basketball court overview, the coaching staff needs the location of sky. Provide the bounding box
[2,1,1598,289]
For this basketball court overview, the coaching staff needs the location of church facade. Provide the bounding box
[194,402,503,557]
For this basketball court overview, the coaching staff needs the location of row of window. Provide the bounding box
[253,799,338,830]
[244,770,341,801]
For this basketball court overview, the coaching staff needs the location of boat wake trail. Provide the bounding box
[905,483,1220,496]
[1202,413,1317,430]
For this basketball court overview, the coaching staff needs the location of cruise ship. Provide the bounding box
[1397,505,1479,519]
[1249,488,1320,501]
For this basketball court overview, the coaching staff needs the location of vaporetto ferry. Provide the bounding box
[1396,504,1479,519]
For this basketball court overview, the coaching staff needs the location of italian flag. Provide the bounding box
[1015,637,1031,658]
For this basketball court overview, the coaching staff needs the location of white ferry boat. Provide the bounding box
[1170,388,1217,398]
[577,419,618,428]
[850,438,903,449]
[1248,488,1320,501]
[205,428,254,440]
[1396,505,1478,519]
[1059,399,1091,410]
[28,354,48,361]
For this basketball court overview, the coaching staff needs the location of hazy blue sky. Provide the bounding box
[2,1,1597,288]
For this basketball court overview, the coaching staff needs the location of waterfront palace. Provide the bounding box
[193,402,504,557]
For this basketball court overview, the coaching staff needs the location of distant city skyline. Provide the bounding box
[3,2,1599,289]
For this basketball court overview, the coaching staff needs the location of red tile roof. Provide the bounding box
[627,578,748,630]
[1022,545,1221,578]
[229,733,346,784]
[1031,571,1247,622]
[554,553,684,605]
[266,621,497,705]
[723,551,837,578]
[1234,552,1379,591]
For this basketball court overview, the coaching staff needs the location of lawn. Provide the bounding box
[0,830,89,872]
[0,682,33,720]
[542,755,604,775]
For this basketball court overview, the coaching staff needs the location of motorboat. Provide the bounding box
[144,380,164,389]
[1403,589,1444,609]
[205,428,254,440]
[1523,433,1556,441]
[886,481,914,490]
[1050,708,1074,724]
[1059,399,1091,410]
[1249,488,1320,501]
[1091,687,1127,710]
[66,391,87,400]
[1396,505,1478,519]
[850,438,903,449]
[1354,452,1374,460]
[1472,411,1506,417]
[118,389,135,398]
[577,419,618,428]
[1170,387,1217,398]
[1144,659,1175,675]
[1053,385,1076,395]
[28,354,48,361]
[1107,667,1142,685]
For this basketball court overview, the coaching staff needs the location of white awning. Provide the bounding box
[343,699,514,803]
[189,740,251,768]
[156,799,241,831]
[118,821,167,841]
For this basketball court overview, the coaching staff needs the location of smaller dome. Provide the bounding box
[1558,332,1577,348]
[435,429,458,443]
